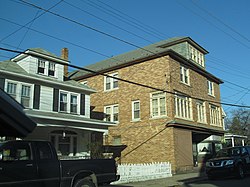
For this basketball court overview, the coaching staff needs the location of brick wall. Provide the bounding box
[81,54,223,172]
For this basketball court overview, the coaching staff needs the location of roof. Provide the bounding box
[0,88,36,137]
[69,37,213,80]
[25,109,116,133]
[0,60,95,93]
[11,48,68,64]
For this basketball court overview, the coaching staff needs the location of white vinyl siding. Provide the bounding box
[84,95,90,118]
[40,86,53,111]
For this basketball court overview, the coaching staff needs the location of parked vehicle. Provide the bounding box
[206,146,250,179]
[0,140,119,187]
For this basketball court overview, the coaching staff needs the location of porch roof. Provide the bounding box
[25,110,116,133]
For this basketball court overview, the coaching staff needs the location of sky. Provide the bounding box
[1,0,250,116]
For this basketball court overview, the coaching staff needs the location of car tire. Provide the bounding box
[74,179,96,187]
[236,164,244,179]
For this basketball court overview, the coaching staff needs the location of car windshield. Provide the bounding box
[215,147,241,157]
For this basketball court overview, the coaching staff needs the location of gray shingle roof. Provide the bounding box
[69,37,207,79]
[0,60,95,92]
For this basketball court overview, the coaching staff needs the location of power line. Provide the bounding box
[2,46,250,109]
[191,0,250,43]
[62,0,154,44]
[176,0,250,50]
[82,0,168,40]
[0,0,63,43]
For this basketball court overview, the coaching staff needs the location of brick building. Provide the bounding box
[69,37,225,173]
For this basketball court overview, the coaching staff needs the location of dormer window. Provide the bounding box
[38,59,45,74]
[37,59,56,77]
[189,45,205,67]
[48,62,55,76]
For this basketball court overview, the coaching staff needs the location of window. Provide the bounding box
[105,73,119,91]
[36,142,53,160]
[132,100,140,121]
[6,81,33,108]
[180,66,189,85]
[189,45,205,67]
[104,104,119,122]
[209,104,221,126]
[175,93,192,120]
[151,92,166,118]
[7,82,17,99]
[196,100,206,123]
[48,62,55,76]
[207,80,214,96]
[50,130,77,157]
[37,59,56,77]
[21,85,31,108]
[38,59,45,74]
[60,92,68,112]
[70,95,78,113]
[0,142,32,161]
[112,136,121,145]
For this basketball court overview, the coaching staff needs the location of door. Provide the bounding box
[0,141,38,187]
[34,141,60,187]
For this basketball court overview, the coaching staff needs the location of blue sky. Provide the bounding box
[1,0,250,115]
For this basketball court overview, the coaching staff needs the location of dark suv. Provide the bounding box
[206,146,250,179]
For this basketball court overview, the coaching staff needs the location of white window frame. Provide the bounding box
[104,104,119,123]
[189,45,205,67]
[59,91,80,114]
[104,72,119,91]
[37,58,57,77]
[180,66,190,85]
[207,80,214,96]
[209,104,221,127]
[21,84,31,108]
[150,92,167,118]
[175,93,192,120]
[196,100,206,123]
[38,59,46,74]
[5,80,33,108]
[132,100,140,121]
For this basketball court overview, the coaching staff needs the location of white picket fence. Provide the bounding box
[112,162,172,184]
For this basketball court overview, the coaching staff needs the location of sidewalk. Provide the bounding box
[111,171,207,187]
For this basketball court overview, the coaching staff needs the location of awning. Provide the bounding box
[25,109,116,133]
[0,89,36,137]
[166,120,225,136]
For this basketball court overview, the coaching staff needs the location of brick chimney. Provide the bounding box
[61,48,68,76]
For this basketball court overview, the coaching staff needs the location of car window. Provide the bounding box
[0,142,32,161]
[242,147,248,155]
[215,147,241,157]
[36,142,53,160]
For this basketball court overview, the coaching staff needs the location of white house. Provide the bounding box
[0,48,116,158]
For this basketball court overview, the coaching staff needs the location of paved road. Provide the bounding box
[182,175,250,187]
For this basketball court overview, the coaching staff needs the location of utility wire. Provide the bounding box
[85,0,169,40]
[176,0,250,50]
[62,0,154,44]
[0,0,63,43]
[2,46,250,109]
[191,0,250,43]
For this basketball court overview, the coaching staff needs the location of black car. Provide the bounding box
[206,146,250,179]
